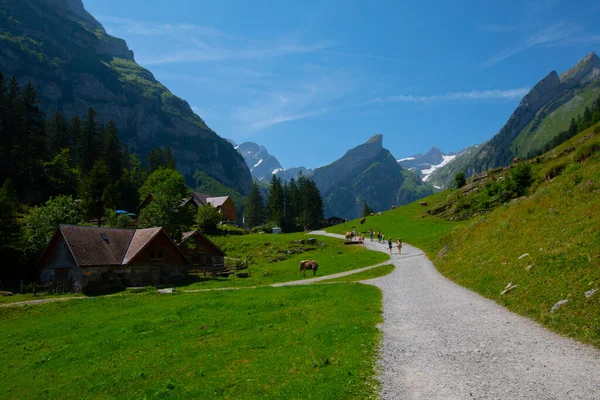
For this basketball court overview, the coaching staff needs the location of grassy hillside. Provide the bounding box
[326,191,465,255]
[0,285,382,399]
[513,85,600,158]
[327,123,600,347]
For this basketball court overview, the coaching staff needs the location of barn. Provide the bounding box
[178,230,226,267]
[38,225,191,292]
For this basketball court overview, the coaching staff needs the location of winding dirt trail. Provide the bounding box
[312,230,600,399]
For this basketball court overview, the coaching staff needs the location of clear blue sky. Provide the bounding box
[85,0,600,169]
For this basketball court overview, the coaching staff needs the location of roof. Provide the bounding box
[59,225,135,266]
[207,196,229,208]
[55,225,181,267]
[326,216,344,220]
[122,227,162,264]
[180,230,226,256]
[191,191,211,206]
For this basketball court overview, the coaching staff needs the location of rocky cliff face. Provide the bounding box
[443,52,600,183]
[235,141,313,182]
[236,142,283,181]
[311,135,433,219]
[0,0,252,195]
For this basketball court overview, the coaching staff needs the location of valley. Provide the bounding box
[1,0,599,399]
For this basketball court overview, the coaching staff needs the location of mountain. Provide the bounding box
[0,0,252,195]
[310,134,433,219]
[426,143,486,189]
[397,146,457,184]
[235,141,312,182]
[429,51,600,188]
[236,142,283,181]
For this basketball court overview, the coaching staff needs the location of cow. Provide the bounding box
[513,157,520,164]
[299,260,319,276]
[392,205,396,209]
[420,202,428,207]
[345,231,355,241]
[360,217,366,225]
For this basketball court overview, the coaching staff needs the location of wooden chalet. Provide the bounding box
[324,216,346,226]
[178,230,226,267]
[140,191,237,224]
[185,191,237,223]
[38,225,191,292]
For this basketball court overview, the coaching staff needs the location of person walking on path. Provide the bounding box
[369,229,373,242]
[381,233,385,244]
[388,236,393,254]
[397,238,402,254]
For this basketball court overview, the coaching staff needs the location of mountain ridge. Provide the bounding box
[311,134,433,219]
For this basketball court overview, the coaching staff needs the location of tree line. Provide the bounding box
[245,174,324,232]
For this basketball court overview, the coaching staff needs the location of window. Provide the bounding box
[150,250,164,260]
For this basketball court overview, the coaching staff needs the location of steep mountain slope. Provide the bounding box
[398,146,457,183]
[426,143,486,189]
[311,134,433,219]
[0,0,252,195]
[459,52,600,179]
[235,141,312,182]
[236,142,283,181]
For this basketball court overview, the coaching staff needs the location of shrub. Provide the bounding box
[509,163,534,196]
[454,172,466,189]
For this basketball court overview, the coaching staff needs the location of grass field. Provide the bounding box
[0,284,382,399]
[325,192,464,257]
[321,264,395,283]
[180,232,389,290]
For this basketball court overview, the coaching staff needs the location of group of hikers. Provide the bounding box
[366,228,402,254]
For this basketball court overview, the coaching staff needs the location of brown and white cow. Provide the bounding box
[299,260,319,276]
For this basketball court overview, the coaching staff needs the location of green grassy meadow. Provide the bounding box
[322,264,396,283]
[0,284,382,399]
[180,232,389,290]
[325,192,465,257]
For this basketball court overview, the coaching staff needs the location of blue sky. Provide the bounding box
[85,0,600,169]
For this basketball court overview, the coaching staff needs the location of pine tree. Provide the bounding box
[245,182,265,228]
[283,178,300,231]
[266,174,284,227]
[103,120,123,182]
[79,108,99,173]
[147,148,165,173]
[79,160,118,225]
[165,146,176,170]
[297,176,324,230]
[362,201,374,217]
[0,179,22,252]
[47,111,70,156]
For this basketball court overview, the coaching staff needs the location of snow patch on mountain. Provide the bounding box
[397,156,415,162]
[253,159,263,168]
[422,155,456,181]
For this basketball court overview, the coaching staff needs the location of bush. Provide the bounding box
[509,163,534,196]
[196,204,222,233]
[454,172,466,189]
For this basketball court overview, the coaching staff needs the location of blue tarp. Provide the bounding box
[115,210,128,214]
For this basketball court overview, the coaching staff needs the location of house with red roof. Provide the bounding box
[38,225,191,292]
[140,191,238,224]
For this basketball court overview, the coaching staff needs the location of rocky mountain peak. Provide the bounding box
[559,51,600,85]
[366,134,383,146]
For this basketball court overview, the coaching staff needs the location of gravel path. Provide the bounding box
[311,231,600,400]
